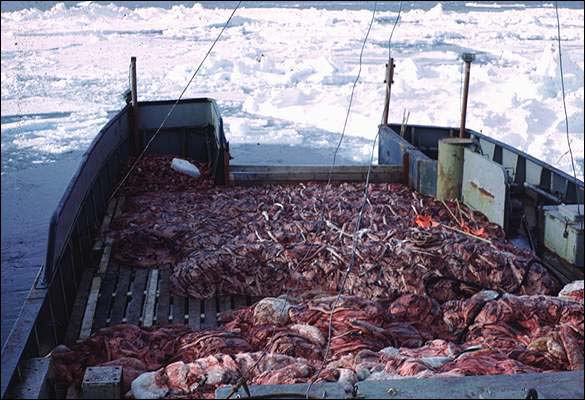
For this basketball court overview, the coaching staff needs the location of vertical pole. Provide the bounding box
[459,53,474,138]
[382,58,395,125]
[130,57,140,153]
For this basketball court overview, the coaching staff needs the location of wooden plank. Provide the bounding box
[172,295,185,325]
[353,371,584,399]
[216,382,346,399]
[96,241,113,275]
[92,197,118,251]
[202,297,217,329]
[188,298,201,330]
[142,269,159,328]
[249,296,263,306]
[229,165,402,183]
[230,164,399,173]
[92,263,119,331]
[64,268,95,345]
[79,276,102,340]
[156,268,170,326]
[216,372,584,399]
[218,296,231,313]
[126,269,148,325]
[109,266,132,325]
[6,358,52,399]
[231,170,400,184]
[113,196,126,217]
[232,295,247,310]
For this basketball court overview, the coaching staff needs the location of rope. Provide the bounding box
[554,1,582,228]
[326,1,379,186]
[108,1,242,202]
[388,0,404,61]
[226,4,383,398]
[305,2,408,396]
[305,131,381,399]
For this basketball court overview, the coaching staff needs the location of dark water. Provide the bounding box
[1,153,82,345]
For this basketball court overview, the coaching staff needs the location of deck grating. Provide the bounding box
[67,197,259,340]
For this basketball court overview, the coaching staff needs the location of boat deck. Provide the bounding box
[62,163,404,345]
[63,195,259,346]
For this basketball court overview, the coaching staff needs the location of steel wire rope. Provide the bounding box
[225,2,383,398]
[326,2,381,185]
[554,1,582,228]
[41,0,242,298]
[305,2,404,398]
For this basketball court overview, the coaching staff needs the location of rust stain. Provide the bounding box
[469,181,495,200]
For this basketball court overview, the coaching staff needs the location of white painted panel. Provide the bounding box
[462,148,507,227]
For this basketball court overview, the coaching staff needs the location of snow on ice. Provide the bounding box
[1,1,583,177]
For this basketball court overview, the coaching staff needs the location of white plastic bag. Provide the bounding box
[170,158,201,178]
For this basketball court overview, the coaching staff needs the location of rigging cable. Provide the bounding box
[227,3,386,398]
[108,0,243,202]
[227,4,383,398]
[554,0,582,228]
[305,2,404,398]
[326,1,380,186]
[387,0,403,61]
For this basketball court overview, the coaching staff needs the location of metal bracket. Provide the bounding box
[34,265,48,290]
[525,388,539,399]
[504,167,515,184]
[461,52,476,63]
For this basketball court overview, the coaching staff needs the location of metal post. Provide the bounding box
[382,58,395,125]
[130,57,140,153]
[459,53,474,138]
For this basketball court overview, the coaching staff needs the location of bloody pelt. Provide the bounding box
[109,156,558,303]
[50,156,581,398]
[52,286,583,398]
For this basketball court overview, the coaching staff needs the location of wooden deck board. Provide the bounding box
[172,295,185,325]
[64,269,95,346]
[249,296,263,306]
[96,242,113,275]
[202,298,217,329]
[92,263,119,331]
[156,268,170,326]
[219,296,231,313]
[142,269,159,327]
[126,269,148,325]
[92,198,118,251]
[79,276,102,340]
[188,298,201,330]
[232,296,247,310]
[113,196,126,217]
[109,266,132,325]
